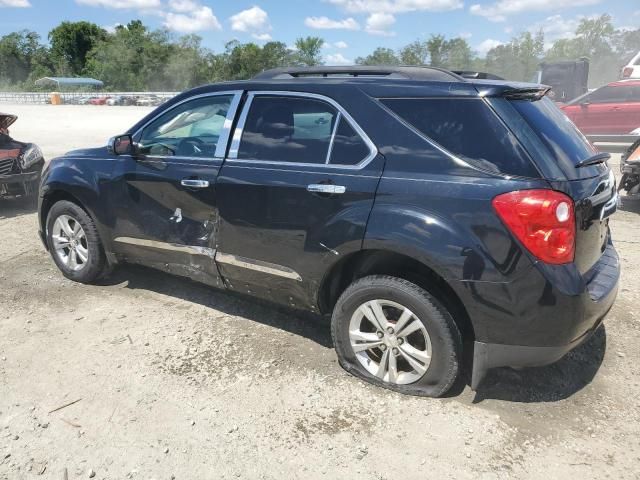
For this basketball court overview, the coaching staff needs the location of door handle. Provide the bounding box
[181,179,209,188]
[307,184,346,194]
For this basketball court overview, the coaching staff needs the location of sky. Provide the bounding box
[0,0,638,64]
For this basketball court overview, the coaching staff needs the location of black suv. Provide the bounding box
[38,66,620,396]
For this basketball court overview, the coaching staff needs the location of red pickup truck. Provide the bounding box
[560,79,640,134]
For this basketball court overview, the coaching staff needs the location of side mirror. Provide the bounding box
[579,101,590,108]
[108,134,135,155]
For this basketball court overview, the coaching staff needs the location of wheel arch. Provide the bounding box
[317,249,475,343]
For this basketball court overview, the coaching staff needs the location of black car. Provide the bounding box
[38,66,620,396]
[1,113,45,198]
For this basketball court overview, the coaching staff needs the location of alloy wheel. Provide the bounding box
[349,299,432,385]
[51,214,89,272]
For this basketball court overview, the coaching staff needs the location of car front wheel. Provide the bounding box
[331,275,462,397]
[46,200,107,283]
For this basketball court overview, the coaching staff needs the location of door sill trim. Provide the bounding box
[215,252,302,281]
[114,237,216,259]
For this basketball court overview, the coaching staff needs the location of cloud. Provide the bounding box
[167,0,198,12]
[328,0,463,14]
[252,32,273,41]
[469,0,601,22]
[365,12,396,36]
[458,31,472,39]
[0,0,30,6]
[475,38,503,55]
[334,40,349,48]
[230,6,271,33]
[104,23,123,33]
[163,5,222,32]
[76,0,160,8]
[527,14,580,43]
[325,53,352,65]
[304,16,360,30]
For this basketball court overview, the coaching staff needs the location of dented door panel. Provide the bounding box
[110,156,224,286]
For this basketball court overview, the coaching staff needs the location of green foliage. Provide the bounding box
[0,30,52,87]
[484,31,544,81]
[0,15,638,91]
[356,47,401,65]
[48,21,106,76]
[293,37,325,66]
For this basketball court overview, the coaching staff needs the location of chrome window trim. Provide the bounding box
[227,91,377,170]
[132,90,243,161]
[325,111,341,165]
[228,94,254,158]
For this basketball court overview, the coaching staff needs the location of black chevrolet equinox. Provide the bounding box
[38,66,620,396]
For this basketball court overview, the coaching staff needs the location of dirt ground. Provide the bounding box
[1,104,639,480]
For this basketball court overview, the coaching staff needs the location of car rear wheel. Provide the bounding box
[46,200,107,283]
[331,275,461,397]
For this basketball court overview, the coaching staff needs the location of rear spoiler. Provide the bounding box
[472,82,551,100]
[502,87,551,100]
[0,113,17,130]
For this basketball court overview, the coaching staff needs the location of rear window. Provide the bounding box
[511,97,598,172]
[381,98,539,177]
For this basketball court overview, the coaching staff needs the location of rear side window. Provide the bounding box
[381,98,539,177]
[238,96,336,164]
[330,118,371,165]
[511,96,598,172]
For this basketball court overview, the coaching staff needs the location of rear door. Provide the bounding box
[110,91,242,287]
[215,91,384,309]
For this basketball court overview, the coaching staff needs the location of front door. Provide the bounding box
[215,92,384,309]
[111,91,242,287]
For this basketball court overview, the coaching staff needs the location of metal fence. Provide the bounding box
[0,91,178,105]
[586,134,639,154]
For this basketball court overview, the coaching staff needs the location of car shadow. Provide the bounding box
[100,264,334,349]
[471,325,606,403]
[0,195,37,219]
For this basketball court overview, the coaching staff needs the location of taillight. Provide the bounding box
[622,67,633,78]
[492,189,575,265]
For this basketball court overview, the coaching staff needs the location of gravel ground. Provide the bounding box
[1,104,639,480]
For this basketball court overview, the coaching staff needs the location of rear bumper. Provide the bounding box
[471,315,607,389]
[468,242,619,390]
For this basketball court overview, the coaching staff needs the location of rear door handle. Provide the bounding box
[307,184,346,194]
[181,179,209,188]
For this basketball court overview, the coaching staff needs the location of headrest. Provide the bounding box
[258,106,294,138]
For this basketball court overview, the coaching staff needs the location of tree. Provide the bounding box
[355,47,400,65]
[0,30,51,87]
[485,31,544,81]
[294,36,324,66]
[400,40,428,65]
[544,14,620,87]
[426,35,446,67]
[49,21,106,76]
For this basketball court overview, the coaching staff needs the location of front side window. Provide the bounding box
[238,96,337,164]
[139,94,233,158]
[382,97,539,177]
[586,86,630,104]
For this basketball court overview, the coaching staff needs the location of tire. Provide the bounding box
[331,275,462,397]
[46,200,107,283]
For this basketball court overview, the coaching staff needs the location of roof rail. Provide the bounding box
[253,66,463,82]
